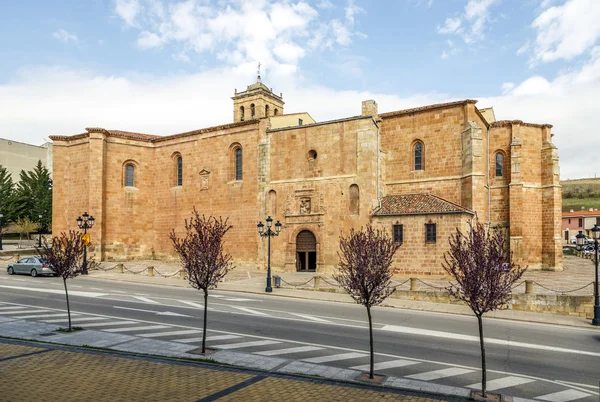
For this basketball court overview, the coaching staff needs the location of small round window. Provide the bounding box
[308,150,317,160]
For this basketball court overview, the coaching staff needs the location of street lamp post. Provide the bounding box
[257,216,282,293]
[38,213,43,248]
[0,212,3,251]
[76,212,95,275]
[576,228,600,326]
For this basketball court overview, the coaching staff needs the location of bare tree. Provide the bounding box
[36,231,85,331]
[442,222,526,398]
[334,225,400,379]
[170,209,234,353]
[15,216,39,245]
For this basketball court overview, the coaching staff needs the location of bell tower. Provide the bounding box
[232,66,284,122]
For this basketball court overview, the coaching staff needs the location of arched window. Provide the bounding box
[125,164,135,187]
[265,105,270,117]
[235,147,243,180]
[349,184,359,215]
[177,156,183,186]
[274,108,279,116]
[251,104,255,119]
[268,190,277,215]
[495,152,504,177]
[414,141,424,171]
[240,106,245,121]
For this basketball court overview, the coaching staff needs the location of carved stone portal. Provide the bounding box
[300,198,311,215]
[283,182,326,217]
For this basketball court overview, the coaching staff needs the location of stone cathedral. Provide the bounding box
[50,75,563,274]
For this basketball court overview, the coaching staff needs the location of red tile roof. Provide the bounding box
[378,99,477,118]
[562,210,600,217]
[373,193,473,216]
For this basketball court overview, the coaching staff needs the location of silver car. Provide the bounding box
[7,257,55,277]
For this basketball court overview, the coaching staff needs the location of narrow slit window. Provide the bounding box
[393,224,403,243]
[235,148,243,180]
[125,165,135,187]
[414,142,423,171]
[495,152,504,177]
[425,223,436,243]
[177,156,182,186]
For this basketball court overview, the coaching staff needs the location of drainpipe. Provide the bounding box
[487,125,491,226]
[376,119,381,209]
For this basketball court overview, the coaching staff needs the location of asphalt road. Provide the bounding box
[0,272,598,401]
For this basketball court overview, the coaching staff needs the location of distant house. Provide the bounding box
[562,209,600,242]
[0,137,52,182]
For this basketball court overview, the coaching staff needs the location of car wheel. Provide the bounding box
[7,267,14,275]
[30,269,38,277]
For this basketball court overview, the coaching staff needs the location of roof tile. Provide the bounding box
[373,193,472,216]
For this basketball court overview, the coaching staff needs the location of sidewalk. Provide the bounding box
[0,321,472,402]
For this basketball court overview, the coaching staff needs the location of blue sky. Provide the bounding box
[1,0,599,179]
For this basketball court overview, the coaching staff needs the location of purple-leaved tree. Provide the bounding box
[37,230,86,331]
[334,225,400,379]
[442,222,526,398]
[170,209,234,354]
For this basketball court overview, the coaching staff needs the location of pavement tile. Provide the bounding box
[0,342,46,359]
[36,329,138,348]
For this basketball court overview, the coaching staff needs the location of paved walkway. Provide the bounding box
[0,338,464,402]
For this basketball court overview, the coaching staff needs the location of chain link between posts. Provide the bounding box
[0,256,15,261]
[153,268,183,278]
[532,281,594,294]
[279,276,318,287]
[416,278,450,291]
[319,276,341,287]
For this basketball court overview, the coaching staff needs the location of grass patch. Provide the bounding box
[56,326,84,333]
[562,197,600,212]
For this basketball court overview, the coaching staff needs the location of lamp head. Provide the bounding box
[88,216,95,228]
[257,221,264,234]
[266,216,273,228]
[76,216,83,228]
[576,230,586,249]
[592,224,600,240]
[275,221,282,234]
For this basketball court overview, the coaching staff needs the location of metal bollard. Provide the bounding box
[117,263,123,274]
[147,266,154,277]
[410,277,418,291]
[314,275,321,289]
[274,275,281,288]
[525,280,534,294]
[180,270,186,280]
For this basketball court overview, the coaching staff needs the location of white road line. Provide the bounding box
[81,321,139,328]
[210,295,226,298]
[232,307,268,316]
[381,324,600,358]
[289,313,331,323]
[177,335,242,344]
[0,284,106,298]
[535,390,592,402]
[139,329,200,338]
[133,296,160,304]
[407,368,474,381]
[466,376,535,391]
[104,325,169,333]
[0,309,50,315]
[12,313,79,319]
[302,352,367,364]
[43,317,108,323]
[0,306,26,310]
[555,380,598,390]
[178,300,204,309]
[351,359,420,371]
[213,340,281,349]
[223,298,256,302]
[90,287,103,291]
[111,290,126,294]
[256,346,323,356]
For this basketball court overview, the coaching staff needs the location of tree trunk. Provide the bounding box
[477,314,486,397]
[63,279,72,331]
[367,304,374,379]
[201,289,208,354]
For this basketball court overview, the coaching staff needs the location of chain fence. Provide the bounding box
[320,276,340,287]
[511,280,526,289]
[279,276,318,287]
[532,281,594,295]
[0,255,15,261]
[416,278,450,291]
[153,268,183,278]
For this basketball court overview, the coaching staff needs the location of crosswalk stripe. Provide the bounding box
[213,340,280,349]
[139,329,200,338]
[407,368,474,381]
[302,352,367,364]
[289,313,331,323]
[351,359,420,371]
[133,296,160,304]
[178,300,204,309]
[43,317,108,323]
[81,321,139,328]
[104,325,169,333]
[256,346,323,356]
[535,390,592,402]
[466,376,535,390]
[12,313,79,319]
[0,306,25,310]
[176,335,242,343]
[0,309,49,315]
[232,307,268,316]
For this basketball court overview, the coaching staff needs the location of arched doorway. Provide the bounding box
[296,230,317,272]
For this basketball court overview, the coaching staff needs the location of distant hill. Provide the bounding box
[561,178,600,212]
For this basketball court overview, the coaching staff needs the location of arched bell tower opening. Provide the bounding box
[296,230,317,272]
[232,71,284,122]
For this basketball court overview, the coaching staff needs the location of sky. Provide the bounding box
[0,0,599,179]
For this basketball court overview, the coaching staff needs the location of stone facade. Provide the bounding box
[50,77,562,273]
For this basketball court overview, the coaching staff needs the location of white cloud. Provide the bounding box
[137,31,163,48]
[52,29,79,43]
[317,0,333,9]
[516,41,529,55]
[528,0,600,65]
[115,0,141,27]
[437,0,499,44]
[345,0,364,26]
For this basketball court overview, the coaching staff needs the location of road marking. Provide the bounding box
[466,376,535,390]
[133,296,160,304]
[407,368,474,381]
[0,306,27,310]
[535,389,592,402]
[381,324,600,358]
[139,329,200,338]
[104,325,169,333]
[0,309,50,315]
[351,359,420,371]
[210,295,226,298]
[223,298,256,302]
[289,313,331,323]
[256,346,323,356]
[81,321,139,328]
[111,290,126,294]
[43,316,108,323]
[213,340,280,349]
[90,287,103,290]
[178,300,205,309]
[12,313,79,319]
[555,380,598,390]
[177,335,242,343]
[232,307,268,316]
[0,284,107,298]
[302,352,367,363]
